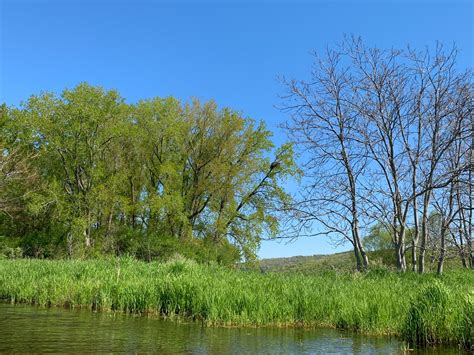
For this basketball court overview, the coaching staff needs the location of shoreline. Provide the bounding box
[0,258,472,349]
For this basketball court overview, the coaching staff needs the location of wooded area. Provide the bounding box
[0,88,295,262]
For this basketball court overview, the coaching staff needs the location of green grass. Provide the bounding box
[0,257,472,348]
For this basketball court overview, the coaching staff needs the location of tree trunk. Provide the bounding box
[397,236,407,272]
[67,232,73,257]
[129,176,136,228]
[84,229,91,248]
[460,251,467,268]
[411,239,417,272]
[411,189,419,272]
[394,222,407,272]
[105,210,114,252]
[353,243,362,272]
[353,220,369,271]
[418,194,431,274]
[437,224,447,275]
[361,250,369,270]
[84,209,92,249]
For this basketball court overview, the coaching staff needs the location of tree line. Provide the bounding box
[282,38,473,273]
[1,38,472,274]
[0,85,295,263]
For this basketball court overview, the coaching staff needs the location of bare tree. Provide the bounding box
[281,48,369,271]
[432,88,472,274]
[281,37,472,273]
[450,114,473,269]
[345,38,415,271]
[408,45,472,273]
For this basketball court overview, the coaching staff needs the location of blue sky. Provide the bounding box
[1,0,472,258]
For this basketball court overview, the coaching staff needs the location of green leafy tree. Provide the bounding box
[23,83,127,256]
[363,224,394,252]
[2,84,296,263]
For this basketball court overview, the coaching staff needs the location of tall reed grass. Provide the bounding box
[0,257,472,348]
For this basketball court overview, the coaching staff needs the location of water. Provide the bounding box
[0,303,463,354]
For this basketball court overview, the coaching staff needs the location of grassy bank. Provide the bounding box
[0,258,472,348]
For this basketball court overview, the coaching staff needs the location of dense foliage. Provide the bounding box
[0,84,296,262]
[0,258,472,348]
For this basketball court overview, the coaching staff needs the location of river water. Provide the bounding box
[0,303,463,354]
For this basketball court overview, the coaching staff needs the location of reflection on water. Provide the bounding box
[0,303,462,354]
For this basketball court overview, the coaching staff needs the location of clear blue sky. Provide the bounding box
[1,0,472,258]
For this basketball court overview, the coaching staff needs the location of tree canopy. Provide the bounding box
[0,83,296,263]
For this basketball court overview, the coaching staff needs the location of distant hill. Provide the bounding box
[255,251,356,273]
[249,249,464,273]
